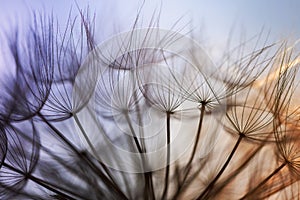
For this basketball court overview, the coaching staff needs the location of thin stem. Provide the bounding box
[187,104,206,168]
[129,70,154,200]
[172,104,206,198]
[209,140,267,198]
[197,134,244,200]
[73,113,126,198]
[239,162,286,200]
[10,124,105,196]
[144,172,155,200]
[73,113,98,156]
[124,111,155,200]
[38,113,128,199]
[161,112,172,200]
[38,113,77,153]
[124,111,143,153]
[2,162,78,200]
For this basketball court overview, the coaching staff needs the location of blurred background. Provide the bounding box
[1,0,300,52]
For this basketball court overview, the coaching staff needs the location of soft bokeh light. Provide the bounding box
[1,1,300,199]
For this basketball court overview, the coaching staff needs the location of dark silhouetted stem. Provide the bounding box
[124,111,143,153]
[239,162,286,200]
[38,113,128,199]
[209,141,266,198]
[124,111,155,200]
[161,112,172,200]
[197,134,244,200]
[172,104,206,199]
[73,113,128,199]
[73,113,99,159]
[3,162,78,200]
[187,104,206,173]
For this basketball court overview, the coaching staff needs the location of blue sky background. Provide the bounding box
[0,0,300,59]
